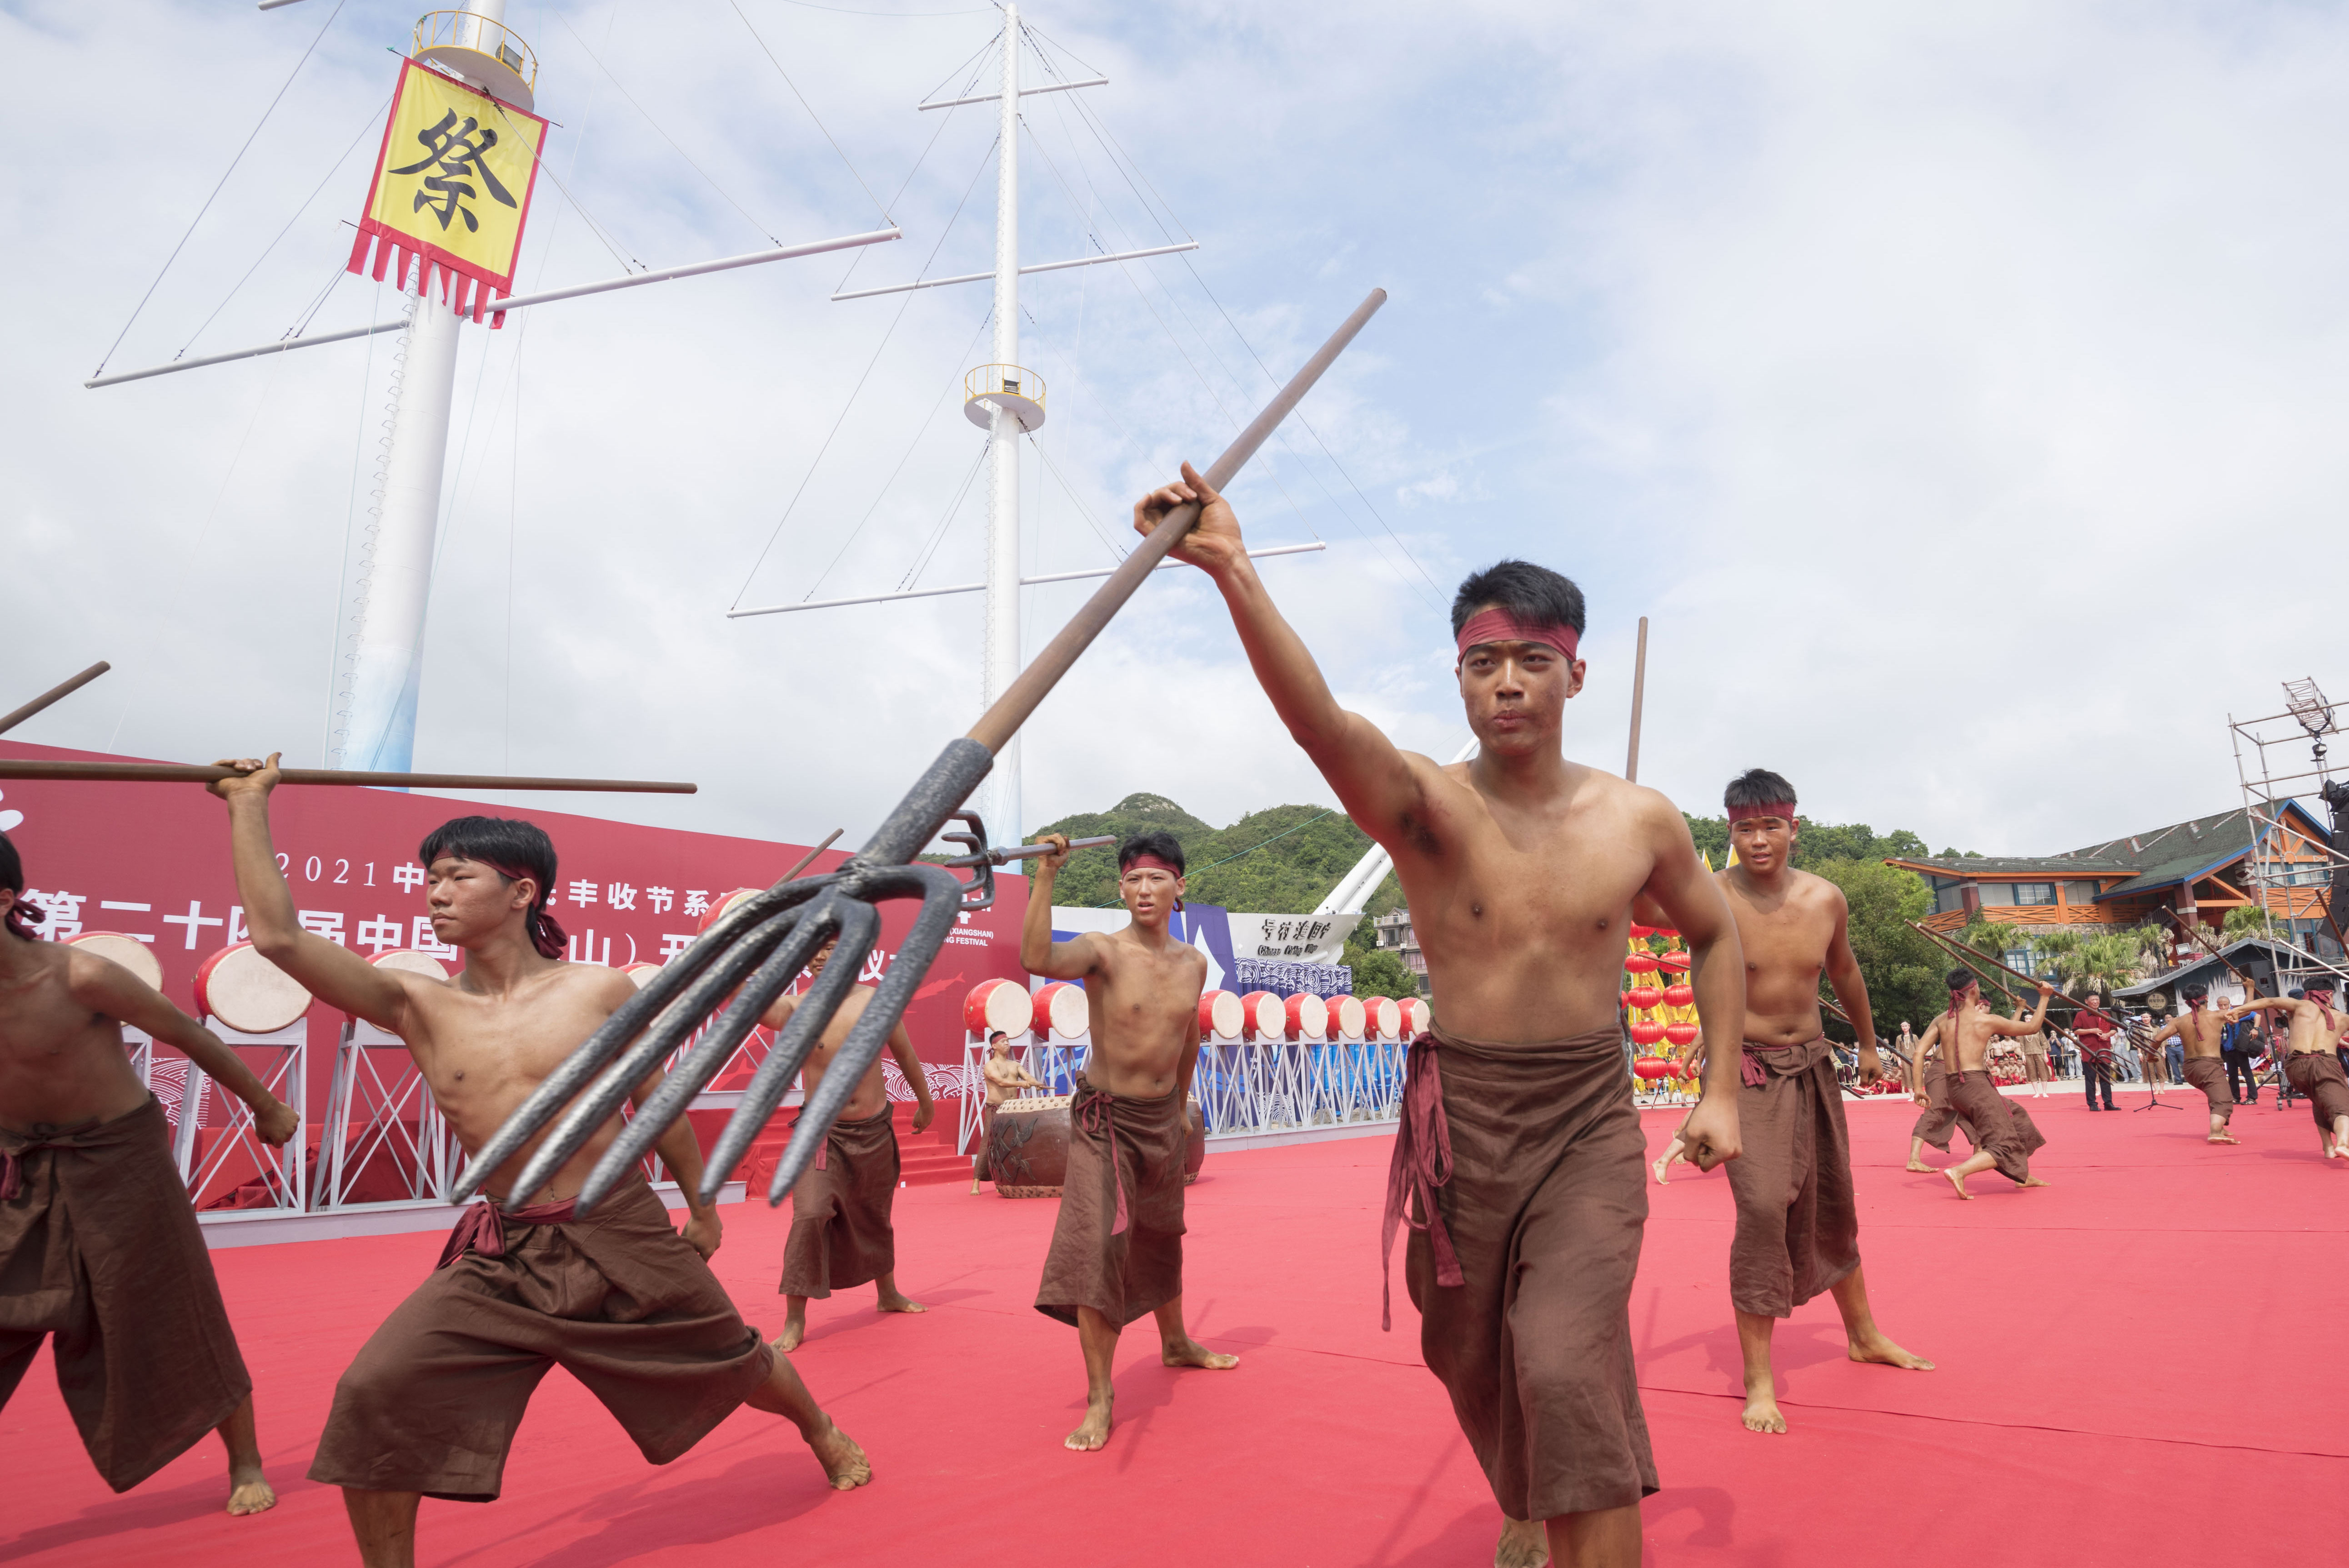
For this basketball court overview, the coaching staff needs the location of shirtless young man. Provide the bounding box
[1022,830,1236,1453]
[211,759,866,1568]
[0,830,295,1517]
[1144,463,1743,1568]
[2229,983,2349,1158]
[1713,775,1931,1435]
[760,935,935,1350]
[2146,985,2239,1144]
[972,1029,1045,1194]
[1914,972,2054,1199]
[1906,1022,1964,1172]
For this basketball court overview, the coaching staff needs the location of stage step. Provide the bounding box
[736,1109,972,1192]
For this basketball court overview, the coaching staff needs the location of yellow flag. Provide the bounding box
[348,59,547,323]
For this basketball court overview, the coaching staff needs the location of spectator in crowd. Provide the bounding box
[2075,994,2120,1111]
[2164,1018,2187,1088]
[2223,1010,2263,1105]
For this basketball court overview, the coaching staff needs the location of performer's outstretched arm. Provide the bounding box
[1019,835,1101,980]
[635,1072,723,1258]
[71,952,299,1146]
[210,755,411,1031]
[1821,893,1882,1083]
[887,1021,937,1133]
[1641,805,1744,1169]
[1139,464,1425,845]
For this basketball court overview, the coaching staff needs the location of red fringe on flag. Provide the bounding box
[346,225,511,329]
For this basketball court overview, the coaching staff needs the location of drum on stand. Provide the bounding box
[372,949,451,981]
[66,931,163,991]
[194,941,313,1034]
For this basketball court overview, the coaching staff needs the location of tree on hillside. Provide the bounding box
[1349,948,1420,1000]
[1027,794,1410,917]
[1805,858,1946,1042]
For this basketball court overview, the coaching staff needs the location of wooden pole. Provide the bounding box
[0,662,110,737]
[778,829,844,884]
[1625,616,1648,782]
[0,760,695,794]
[1906,919,2081,1014]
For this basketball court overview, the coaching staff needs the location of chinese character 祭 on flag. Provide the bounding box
[348,59,546,324]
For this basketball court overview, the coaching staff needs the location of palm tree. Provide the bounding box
[2030,930,2083,989]
[2130,922,2172,978]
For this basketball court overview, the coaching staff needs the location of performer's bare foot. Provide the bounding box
[1161,1335,1239,1371]
[2019,1176,2051,1187]
[773,1313,807,1353]
[1495,1514,1550,1567]
[1741,1383,1787,1433]
[1847,1328,1934,1371]
[1065,1395,1114,1452]
[807,1419,871,1489]
[1905,1160,1935,1172]
[875,1275,926,1315]
[1943,1168,1971,1201]
[2207,1132,2239,1144]
[226,1468,277,1516]
[1651,1154,1673,1185]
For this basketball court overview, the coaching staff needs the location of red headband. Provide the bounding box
[1122,854,1182,877]
[1728,802,1796,826]
[1456,609,1579,664]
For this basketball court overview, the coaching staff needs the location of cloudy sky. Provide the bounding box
[6,0,2346,867]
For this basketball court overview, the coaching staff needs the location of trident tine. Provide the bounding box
[492,905,807,1210]
[450,876,829,1204]
[574,895,846,1212]
[757,866,963,1204]
[700,898,882,1196]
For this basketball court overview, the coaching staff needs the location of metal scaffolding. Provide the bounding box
[2227,680,2349,994]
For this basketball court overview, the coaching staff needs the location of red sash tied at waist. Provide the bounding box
[437,1194,580,1270]
[1381,1032,1463,1332]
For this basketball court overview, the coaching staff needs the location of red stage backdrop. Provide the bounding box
[0,740,1027,1095]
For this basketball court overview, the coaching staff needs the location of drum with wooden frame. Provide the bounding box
[1031,981,1087,1040]
[1325,993,1367,1040]
[194,940,313,1034]
[982,1092,1208,1195]
[372,949,452,982]
[965,977,1031,1038]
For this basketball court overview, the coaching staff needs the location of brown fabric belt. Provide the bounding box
[437,1194,581,1270]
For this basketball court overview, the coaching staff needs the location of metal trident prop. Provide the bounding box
[456,288,1388,1216]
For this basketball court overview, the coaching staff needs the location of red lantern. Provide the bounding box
[1628,923,1655,940]
[1663,983,1694,1008]
[1629,1020,1667,1046]
[1624,953,1658,975]
[1633,1056,1672,1080]
[1665,1022,1698,1046]
[1653,928,1681,941]
[1624,985,1662,1011]
[1657,951,1691,972]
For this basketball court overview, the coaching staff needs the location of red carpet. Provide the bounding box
[4,1086,2344,1566]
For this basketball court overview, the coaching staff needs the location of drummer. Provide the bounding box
[0,828,297,1516]
[206,759,870,1566]
[1021,831,1237,1453]
[973,1029,1047,1194]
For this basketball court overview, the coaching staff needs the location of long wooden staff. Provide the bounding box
[0,759,694,794]
[2152,907,2267,999]
[0,662,110,736]
[1906,919,2061,1013]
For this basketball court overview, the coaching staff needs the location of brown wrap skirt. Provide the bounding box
[1911,1061,1962,1151]
[2285,1052,2349,1132]
[307,1176,774,1501]
[1946,1072,2046,1183]
[2182,1057,2234,1123]
[1382,1025,1657,1522]
[1034,1076,1188,1328]
[779,1107,900,1297]
[1725,1037,1860,1318]
[0,1097,251,1493]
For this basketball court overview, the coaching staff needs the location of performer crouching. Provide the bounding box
[2145,986,2239,1144]
[761,934,935,1350]
[1022,830,1236,1453]
[210,757,867,1568]
[1918,972,2054,1199]
[2229,985,2349,1158]
[1711,775,1930,1436]
[1142,461,1742,1568]
[0,829,296,1516]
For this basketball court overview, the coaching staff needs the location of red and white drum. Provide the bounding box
[1031,981,1088,1039]
[65,931,163,991]
[1197,988,1244,1040]
[1325,994,1367,1040]
[697,888,763,934]
[1239,991,1285,1040]
[1362,996,1402,1041]
[1284,992,1329,1042]
[964,977,1031,1037]
[194,940,313,1034]
[621,961,662,990]
[372,948,451,981]
[1398,997,1428,1038]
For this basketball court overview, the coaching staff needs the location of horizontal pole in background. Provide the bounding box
[919,77,1107,110]
[86,228,902,389]
[0,761,696,793]
[727,541,1324,619]
[831,241,1198,302]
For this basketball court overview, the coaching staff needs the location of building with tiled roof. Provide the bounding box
[1883,801,2338,960]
